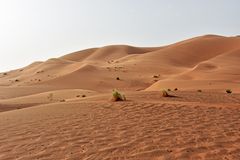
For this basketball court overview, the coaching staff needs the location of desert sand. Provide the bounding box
[0,35,240,160]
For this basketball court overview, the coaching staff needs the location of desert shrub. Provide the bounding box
[152,75,159,78]
[47,93,53,101]
[15,79,19,82]
[167,89,171,92]
[82,95,86,98]
[226,89,232,94]
[76,95,80,98]
[3,73,7,75]
[60,99,66,102]
[162,90,169,97]
[174,88,178,91]
[197,89,202,92]
[116,77,120,80]
[111,89,126,101]
[36,70,44,74]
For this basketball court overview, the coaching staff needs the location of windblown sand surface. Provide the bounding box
[0,35,240,160]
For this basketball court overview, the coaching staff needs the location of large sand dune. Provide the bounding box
[1,35,239,93]
[0,35,240,160]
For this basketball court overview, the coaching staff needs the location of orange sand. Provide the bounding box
[0,35,240,160]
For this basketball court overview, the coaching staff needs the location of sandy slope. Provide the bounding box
[1,35,239,94]
[0,35,240,160]
[0,91,239,160]
[0,89,96,112]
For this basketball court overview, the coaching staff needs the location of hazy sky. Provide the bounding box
[0,0,239,71]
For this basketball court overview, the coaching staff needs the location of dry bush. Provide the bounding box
[47,93,53,101]
[226,89,232,94]
[111,89,126,101]
[60,99,66,102]
[162,90,169,97]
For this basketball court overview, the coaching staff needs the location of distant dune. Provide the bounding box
[0,35,240,160]
[0,35,240,95]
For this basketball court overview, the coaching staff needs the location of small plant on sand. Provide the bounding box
[36,70,44,74]
[197,89,202,92]
[162,90,169,97]
[226,89,232,94]
[47,93,53,101]
[3,73,7,76]
[111,89,126,101]
[167,89,171,92]
[82,94,86,98]
[76,95,80,98]
[116,77,120,80]
[60,99,66,102]
[15,79,19,82]
[174,88,178,91]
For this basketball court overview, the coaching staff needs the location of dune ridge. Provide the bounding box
[0,35,239,94]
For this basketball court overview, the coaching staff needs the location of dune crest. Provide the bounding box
[1,35,239,93]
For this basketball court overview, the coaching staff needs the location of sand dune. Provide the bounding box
[0,35,240,160]
[1,35,239,92]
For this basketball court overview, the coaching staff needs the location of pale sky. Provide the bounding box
[0,0,239,72]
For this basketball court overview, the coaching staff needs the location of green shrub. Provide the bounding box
[111,89,126,101]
